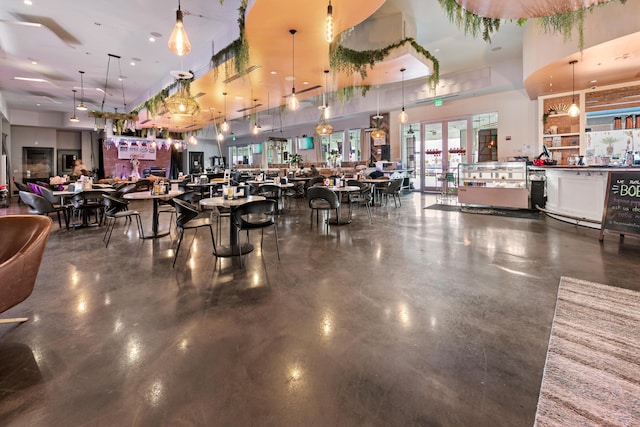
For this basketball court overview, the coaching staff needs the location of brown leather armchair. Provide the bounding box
[0,215,52,324]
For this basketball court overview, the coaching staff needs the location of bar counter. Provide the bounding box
[530,166,640,228]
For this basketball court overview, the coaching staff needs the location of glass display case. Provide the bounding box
[457,162,530,208]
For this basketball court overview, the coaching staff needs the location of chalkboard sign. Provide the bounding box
[599,171,640,241]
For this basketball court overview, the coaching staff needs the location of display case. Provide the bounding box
[457,162,529,209]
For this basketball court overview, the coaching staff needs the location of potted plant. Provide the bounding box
[289,153,303,168]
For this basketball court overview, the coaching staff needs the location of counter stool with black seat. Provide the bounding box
[232,199,280,267]
[172,199,217,267]
[102,194,144,247]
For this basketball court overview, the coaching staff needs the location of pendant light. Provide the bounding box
[371,86,386,139]
[76,71,87,111]
[252,98,261,135]
[287,29,299,111]
[326,1,334,43]
[315,70,333,135]
[567,60,580,118]
[69,90,80,122]
[221,92,230,132]
[168,0,191,56]
[398,68,408,123]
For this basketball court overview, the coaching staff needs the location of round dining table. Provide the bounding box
[326,185,361,224]
[199,195,266,257]
[123,190,184,238]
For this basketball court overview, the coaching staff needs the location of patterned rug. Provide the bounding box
[424,204,541,219]
[534,277,640,426]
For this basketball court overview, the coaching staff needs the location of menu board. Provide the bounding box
[599,171,640,241]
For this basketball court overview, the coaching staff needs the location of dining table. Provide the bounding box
[123,190,184,238]
[326,185,361,225]
[199,195,266,257]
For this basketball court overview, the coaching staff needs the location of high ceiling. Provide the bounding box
[0,0,637,136]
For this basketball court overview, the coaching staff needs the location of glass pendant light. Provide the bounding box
[326,1,334,43]
[287,29,299,110]
[69,90,80,122]
[252,99,261,135]
[371,86,386,139]
[567,60,580,118]
[398,68,408,123]
[76,71,87,111]
[168,0,191,56]
[221,92,230,132]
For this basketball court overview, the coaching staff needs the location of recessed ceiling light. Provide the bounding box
[234,96,243,100]
[149,37,155,42]
[590,79,598,83]
[303,81,309,85]
[130,62,135,66]
[24,0,32,5]
[31,60,37,65]
[270,71,277,75]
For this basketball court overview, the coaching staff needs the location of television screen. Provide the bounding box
[252,144,262,154]
[298,136,314,150]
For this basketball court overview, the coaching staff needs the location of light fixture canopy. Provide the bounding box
[221,92,230,132]
[69,90,79,122]
[567,60,580,118]
[76,71,87,111]
[287,29,299,111]
[398,68,408,123]
[326,1,334,43]
[168,0,191,56]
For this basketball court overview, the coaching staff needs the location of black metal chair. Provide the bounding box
[231,199,280,267]
[172,199,217,267]
[257,184,282,213]
[70,190,106,228]
[347,180,373,222]
[307,186,340,229]
[102,194,144,247]
[18,191,69,229]
[377,178,403,208]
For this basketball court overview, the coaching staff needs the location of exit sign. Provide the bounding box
[434,97,443,107]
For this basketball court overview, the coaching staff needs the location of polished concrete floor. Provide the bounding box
[1,192,639,426]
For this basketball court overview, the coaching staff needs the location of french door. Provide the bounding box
[421,118,471,192]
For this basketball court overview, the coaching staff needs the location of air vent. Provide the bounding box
[236,103,263,113]
[223,65,261,84]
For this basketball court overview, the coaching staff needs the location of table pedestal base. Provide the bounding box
[142,230,170,239]
[327,218,351,225]
[214,243,254,257]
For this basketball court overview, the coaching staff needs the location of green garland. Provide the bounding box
[437,0,627,50]
[210,0,249,78]
[329,36,440,89]
[131,74,194,118]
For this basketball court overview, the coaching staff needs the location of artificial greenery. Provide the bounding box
[131,74,194,118]
[437,0,627,50]
[210,0,249,78]
[330,36,440,89]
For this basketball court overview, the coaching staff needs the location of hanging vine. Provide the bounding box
[210,0,249,79]
[329,36,440,89]
[131,74,194,118]
[436,0,628,51]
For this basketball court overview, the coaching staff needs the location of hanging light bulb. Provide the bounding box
[371,86,386,139]
[168,0,191,56]
[398,68,408,123]
[217,132,224,142]
[76,71,87,111]
[326,1,334,43]
[221,92,230,132]
[567,60,580,118]
[252,98,261,135]
[287,29,299,110]
[69,90,80,122]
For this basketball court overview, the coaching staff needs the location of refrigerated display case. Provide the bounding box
[457,162,529,209]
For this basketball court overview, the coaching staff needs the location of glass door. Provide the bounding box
[421,118,470,192]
